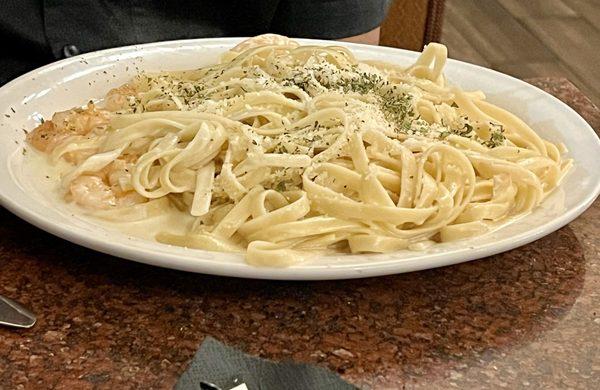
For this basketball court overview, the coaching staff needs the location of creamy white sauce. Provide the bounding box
[23,146,194,242]
[22,145,567,260]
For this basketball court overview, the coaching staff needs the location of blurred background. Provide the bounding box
[381,0,600,106]
[2,0,598,107]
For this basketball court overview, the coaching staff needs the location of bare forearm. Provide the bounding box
[337,27,380,45]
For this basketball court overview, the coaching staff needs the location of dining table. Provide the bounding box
[0,77,598,389]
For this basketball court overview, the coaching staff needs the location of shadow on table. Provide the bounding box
[0,207,586,387]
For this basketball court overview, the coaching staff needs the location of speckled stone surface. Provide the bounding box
[0,78,598,389]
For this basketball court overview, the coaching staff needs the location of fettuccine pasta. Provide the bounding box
[26,35,572,266]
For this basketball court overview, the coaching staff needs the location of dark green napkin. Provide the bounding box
[176,337,357,390]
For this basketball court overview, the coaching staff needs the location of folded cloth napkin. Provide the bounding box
[176,337,357,390]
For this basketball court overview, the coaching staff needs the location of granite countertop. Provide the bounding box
[1,77,598,389]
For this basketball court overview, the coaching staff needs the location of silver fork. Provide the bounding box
[0,295,36,328]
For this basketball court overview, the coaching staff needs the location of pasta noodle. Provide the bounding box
[26,34,572,266]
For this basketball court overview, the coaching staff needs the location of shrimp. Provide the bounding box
[104,83,137,111]
[103,159,137,192]
[26,103,109,153]
[69,175,116,209]
[69,175,145,210]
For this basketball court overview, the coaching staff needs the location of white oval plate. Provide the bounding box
[1,38,599,280]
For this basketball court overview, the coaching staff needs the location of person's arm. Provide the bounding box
[338,27,380,45]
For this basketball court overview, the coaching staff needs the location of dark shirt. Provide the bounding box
[1,0,391,85]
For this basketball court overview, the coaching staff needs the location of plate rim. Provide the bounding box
[0,37,599,280]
